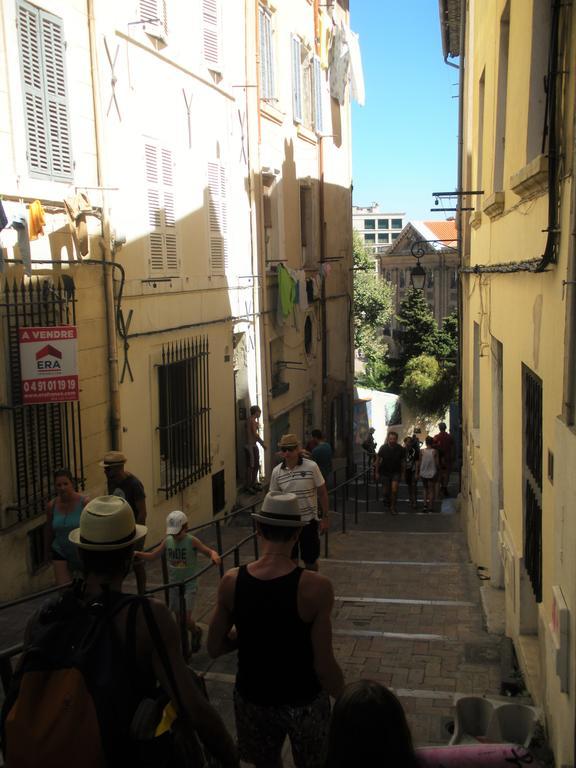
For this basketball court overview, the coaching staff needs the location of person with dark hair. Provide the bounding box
[433,422,455,497]
[322,680,419,768]
[44,468,89,585]
[311,430,333,486]
[5,496,238,767]
[375,431,405,515]
[244,405,267,493]
[208,491,344,768]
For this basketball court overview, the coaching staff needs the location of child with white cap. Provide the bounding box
[135,510,221,652]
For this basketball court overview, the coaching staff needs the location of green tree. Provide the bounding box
[353,232,393,387]
[396,287,439,362]
[400,354,454,419]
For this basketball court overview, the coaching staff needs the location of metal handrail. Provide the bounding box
[0,461,373,685]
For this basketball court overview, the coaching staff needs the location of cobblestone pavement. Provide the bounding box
[0,473,532,766]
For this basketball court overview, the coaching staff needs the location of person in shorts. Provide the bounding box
[374,431,405,514]
[207,491,344,768]
[135,510,220,652]
[269,434,329,571]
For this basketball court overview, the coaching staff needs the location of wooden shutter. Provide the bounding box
[291,36,302,123]
[139,0,168,36]
[208,162,228,276]
[17,1,72,180]
[259,6,274,100]
[202,0,221,70]
[313,56,324,134]
[145,143,178,276]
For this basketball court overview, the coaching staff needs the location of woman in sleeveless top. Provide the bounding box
[44,468,89,584]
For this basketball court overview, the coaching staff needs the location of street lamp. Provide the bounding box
[410,243,427,290]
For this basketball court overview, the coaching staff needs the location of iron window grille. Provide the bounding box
[523,365,543,602]
[1,278,85,523]
[158,337,211,498]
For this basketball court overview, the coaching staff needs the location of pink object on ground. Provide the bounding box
[417,743,540,766]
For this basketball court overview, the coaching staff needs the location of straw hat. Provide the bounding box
[278,433,300,449]
[99,450,127,467]
[251,492,307,527]
[69,495,147,551]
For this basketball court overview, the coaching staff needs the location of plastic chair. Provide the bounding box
[487,703,537,747]
[450,697,497,745]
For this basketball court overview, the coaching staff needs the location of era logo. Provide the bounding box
[36,344,62,371]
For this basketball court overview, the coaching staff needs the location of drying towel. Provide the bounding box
[28,199,46,240]
[64,192,93,257]
[277,263,296,318]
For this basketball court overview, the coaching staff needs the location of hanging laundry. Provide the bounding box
[329,24,350,105]
[344,27,365,107]
[28,199,46,240]
[277,263,297,318]
[10,203,31,272]
[64,192,94,257]
[295,269,308,310]
[0,200,7,232]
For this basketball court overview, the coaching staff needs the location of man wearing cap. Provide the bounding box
[208,491,344,768]
[101,450,147,592]
[100,451,147,524]
[269,433,329,571]
[12,496,239,767]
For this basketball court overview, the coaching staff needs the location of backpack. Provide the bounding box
[1,586,149,768]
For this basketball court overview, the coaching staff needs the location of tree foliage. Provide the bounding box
[400,354,455,419]
[353,232,393,384]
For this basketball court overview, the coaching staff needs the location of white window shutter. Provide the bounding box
[17,1,72,180]
[313,56,324,134]
[202,0,221,71]
[291,36,302,123]
[208,161,228,276]
[259,7,274,100]
[139,0,168,36]
[145,143,178,276]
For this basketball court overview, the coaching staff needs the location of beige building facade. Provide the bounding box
[441,0,576,763]
[0,0,355,600]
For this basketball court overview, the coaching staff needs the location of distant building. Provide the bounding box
[380,220,458,355]
[353,204,405,256]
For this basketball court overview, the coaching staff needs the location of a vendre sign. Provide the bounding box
[18,325,79,405]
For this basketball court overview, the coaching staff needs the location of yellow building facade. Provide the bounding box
[441,0,576,762]
[0,0,354,600]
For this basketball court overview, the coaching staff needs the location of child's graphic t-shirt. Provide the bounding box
[166,534,199,593]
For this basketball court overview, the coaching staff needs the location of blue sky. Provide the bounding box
[350,2,459,222]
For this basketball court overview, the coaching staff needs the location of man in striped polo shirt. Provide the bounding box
[269,433,329,571]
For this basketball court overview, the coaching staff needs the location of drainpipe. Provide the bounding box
[455,0,466,485]
[87,0,121,450]
[319,137,327,429]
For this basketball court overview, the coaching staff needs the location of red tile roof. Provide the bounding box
[424,220,457,245]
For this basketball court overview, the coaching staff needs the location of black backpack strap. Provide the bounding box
[139,597,186,717]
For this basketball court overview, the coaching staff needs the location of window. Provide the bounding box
[158,337,211,498]
[427,269,435,288]
[399,269,405,288]
[364,219,375,229]
[208,161,228,275]
[378,219,389,229]
[291,36,303,123]
[259,5,276,101]
[450,269,458,289]
[3,276,85,522]
[378,233,389,243]
[494,2,510,191]
[202,0,222,71]
[17,1,72,181]
[292,37,315,129]
[391,218,402,229]
[523,365,542,602]
[145,143,178,276]
[139,0,168,39]
[526,0,551,162]
[391,233,399,241]
[364,233,375,243]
